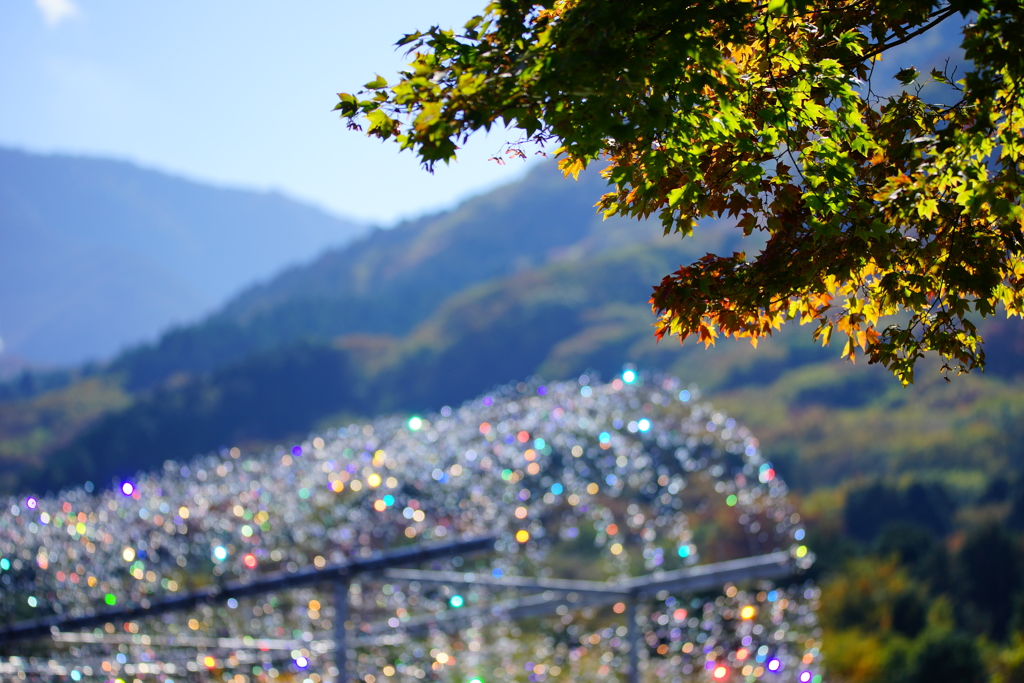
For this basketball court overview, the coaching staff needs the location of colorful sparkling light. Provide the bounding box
[0,372,819,683]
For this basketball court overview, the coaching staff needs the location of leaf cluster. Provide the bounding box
[337,0,1024,383]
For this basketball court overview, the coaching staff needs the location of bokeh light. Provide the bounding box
[0,372,819,683]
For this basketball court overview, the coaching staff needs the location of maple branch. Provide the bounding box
[861,7,960,61]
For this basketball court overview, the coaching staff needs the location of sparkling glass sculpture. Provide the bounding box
[0,371,821,682]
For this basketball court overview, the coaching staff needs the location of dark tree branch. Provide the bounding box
[861,7,960,61]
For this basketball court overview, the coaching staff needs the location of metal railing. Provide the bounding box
[2,539,799,683]
[0,536,495,645]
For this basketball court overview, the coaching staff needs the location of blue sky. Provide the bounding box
[0,0,540,224]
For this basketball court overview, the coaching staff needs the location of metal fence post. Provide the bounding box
[335,579,350,683]
[627,600,639,683]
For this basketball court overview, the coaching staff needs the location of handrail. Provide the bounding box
[0,536,495,644]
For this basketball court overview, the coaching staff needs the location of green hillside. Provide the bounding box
[13,243,694,491]
[12,239,1024,501]
[2,159,1023,504]
[109,164,672,391]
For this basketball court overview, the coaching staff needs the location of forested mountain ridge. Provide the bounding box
[109,164,697,390]
[217,165,644,322]
[0,147,366,366]
[1,161,752,491]
[2,158,1023,502]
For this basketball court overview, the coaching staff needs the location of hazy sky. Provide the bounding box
[1,0,541,224]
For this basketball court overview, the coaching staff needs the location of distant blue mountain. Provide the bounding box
[0,148,366,365]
